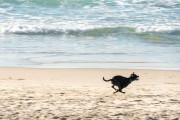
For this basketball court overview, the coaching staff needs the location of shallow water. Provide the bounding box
[0,0,180,69]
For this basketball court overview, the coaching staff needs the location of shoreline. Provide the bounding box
[0,66,180,70]
[0,67,180,119]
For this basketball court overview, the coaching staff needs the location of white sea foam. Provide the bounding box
[0,21,99,35]
[135,26,179,33]
[0,8,6,13]
[1,23,179,35]
[0,24,177,36]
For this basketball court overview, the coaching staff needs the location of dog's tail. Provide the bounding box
[103,77,112,82]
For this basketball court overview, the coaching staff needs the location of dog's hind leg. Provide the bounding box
[118,86,126,94]
[112,85,117,91]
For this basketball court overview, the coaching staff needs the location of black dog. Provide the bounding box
[103,72,139,94]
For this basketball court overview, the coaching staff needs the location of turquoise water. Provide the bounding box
[0,0,180,69]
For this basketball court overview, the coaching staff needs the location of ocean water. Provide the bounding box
[0,0,180,69]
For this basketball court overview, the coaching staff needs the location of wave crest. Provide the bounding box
[135,26,180,35]
[0,24,133,36]
[0,24,180,36]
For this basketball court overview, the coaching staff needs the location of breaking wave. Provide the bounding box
[0,24,179,37]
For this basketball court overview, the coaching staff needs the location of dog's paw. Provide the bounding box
[120,91,126,94]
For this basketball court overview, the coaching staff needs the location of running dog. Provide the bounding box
[103,72,139,94]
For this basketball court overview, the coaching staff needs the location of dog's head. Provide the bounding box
[130,72,139,81]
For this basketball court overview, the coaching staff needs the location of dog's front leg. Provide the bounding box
[119,89,126,94]
[118,86,126,94]
[113,89,119,94]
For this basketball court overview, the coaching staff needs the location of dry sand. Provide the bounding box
[0,68,180,120]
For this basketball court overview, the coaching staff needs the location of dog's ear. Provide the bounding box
[130,72,134,77]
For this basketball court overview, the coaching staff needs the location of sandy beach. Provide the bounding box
[1,0,180,120]
[0,68,179,120]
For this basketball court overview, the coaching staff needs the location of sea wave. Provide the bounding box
[1,0,179,37]
[135,26,180,34]
[0,24,129,36]
[0,24,179,36]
